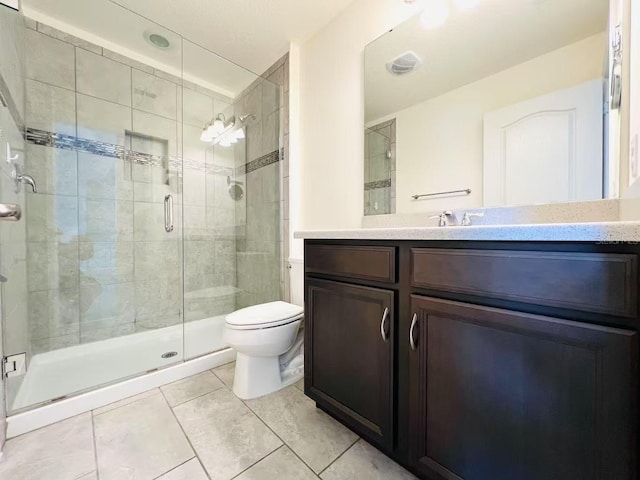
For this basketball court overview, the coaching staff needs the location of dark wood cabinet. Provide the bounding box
[408,295,637,480]
[305,278,395,449]
[304,240,640,479]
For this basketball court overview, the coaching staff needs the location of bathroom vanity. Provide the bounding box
[299,225,640,480]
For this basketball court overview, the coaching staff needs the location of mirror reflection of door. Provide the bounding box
[483,79,603,207]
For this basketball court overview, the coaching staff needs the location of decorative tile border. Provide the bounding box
[365,179,392,191]
[236,149,281,176]
[26,127,277,175]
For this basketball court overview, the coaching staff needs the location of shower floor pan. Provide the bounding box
[11,315,228,413]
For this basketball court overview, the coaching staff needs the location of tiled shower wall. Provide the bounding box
[235,54,289,308]
[23,20,243,354]
[364,119,396,216]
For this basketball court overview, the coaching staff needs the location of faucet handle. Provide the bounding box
[429,211,454,227]
[462,211,484,226]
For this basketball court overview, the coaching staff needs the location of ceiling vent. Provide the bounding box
[386,51,422,76]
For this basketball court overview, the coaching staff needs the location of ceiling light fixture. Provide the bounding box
[144,31,171,50]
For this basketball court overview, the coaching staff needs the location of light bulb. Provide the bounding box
[420,0,449,29]
[453,0,481,10]
[235,128,245,140]
[212,119,225,136]
[200,126,214,142]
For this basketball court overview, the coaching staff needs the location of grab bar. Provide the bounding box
[164,194,174,233]
[412,189,471,200]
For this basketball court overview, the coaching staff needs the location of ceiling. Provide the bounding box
[23,0,355,73]
[365,0,609,122]
[21,0,355,96]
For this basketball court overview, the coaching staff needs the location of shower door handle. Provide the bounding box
[164,195,174,233]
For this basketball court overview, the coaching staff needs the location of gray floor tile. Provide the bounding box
[320,440,417,480]
[295,379,304,391]
[211,361,235,387]
[235,446,319,480]
[92,388,159,415]
[0,413,95,480]
[161,371,224,407]
[94,392,193,480]
[173,387,282,480]
[156,458,208,480]
[245,386,358,473]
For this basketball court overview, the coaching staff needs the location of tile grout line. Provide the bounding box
[150,455,197,480]
[159,387,212,480]
[316,437,361,477]
[228,444,288,480]
[238,390,322,478]
[206,371,312,478]
[92,388,160,418]
[90,411,101,480]
[163,382,226,409]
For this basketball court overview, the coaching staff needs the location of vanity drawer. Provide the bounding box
[305,245,397,283]
[411,248,638,317]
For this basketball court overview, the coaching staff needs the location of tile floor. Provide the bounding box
[0,362,417,480]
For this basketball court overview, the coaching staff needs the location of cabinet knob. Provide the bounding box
[410,313,418,351]
[380,307,389,342]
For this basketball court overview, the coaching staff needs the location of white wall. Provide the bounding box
[389,33,606,214]
[628,0,640,191]
[297,0,420,232]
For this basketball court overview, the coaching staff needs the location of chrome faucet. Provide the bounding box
[429,210,456,227]
[461,211,484,226]
[12,164,37,193]
[17,173,37,193]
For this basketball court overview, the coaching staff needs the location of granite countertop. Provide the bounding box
[294,221,640,242]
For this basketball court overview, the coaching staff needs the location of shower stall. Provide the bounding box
[0,0,285,431]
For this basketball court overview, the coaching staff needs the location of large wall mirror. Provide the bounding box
[364,0,637,216]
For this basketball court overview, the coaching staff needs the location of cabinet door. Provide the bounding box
[408,295,637,480]
[306,278,395,449]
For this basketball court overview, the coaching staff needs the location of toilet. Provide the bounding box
[224,301,304,399]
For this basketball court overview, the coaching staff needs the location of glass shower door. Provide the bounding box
[4,2,187,414]
[181,40,282,360]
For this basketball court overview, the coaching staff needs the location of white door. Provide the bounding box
[483,79,603,207]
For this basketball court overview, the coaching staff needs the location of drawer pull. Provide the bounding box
[380,307,389,342]
[410,313,418,351]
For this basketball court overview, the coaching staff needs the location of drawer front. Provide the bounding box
[411,248,638,317]
[306,245,397,283]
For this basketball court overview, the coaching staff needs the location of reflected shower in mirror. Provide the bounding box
[364,0,625,216]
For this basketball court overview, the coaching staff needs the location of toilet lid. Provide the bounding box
[225,301,304,328]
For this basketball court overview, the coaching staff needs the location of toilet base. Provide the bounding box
[232,352,303,400]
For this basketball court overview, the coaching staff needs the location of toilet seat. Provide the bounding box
[225,301,304,330]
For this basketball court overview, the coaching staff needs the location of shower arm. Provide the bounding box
[227,176,244,186]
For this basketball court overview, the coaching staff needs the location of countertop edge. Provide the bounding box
[293,222,640,242]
